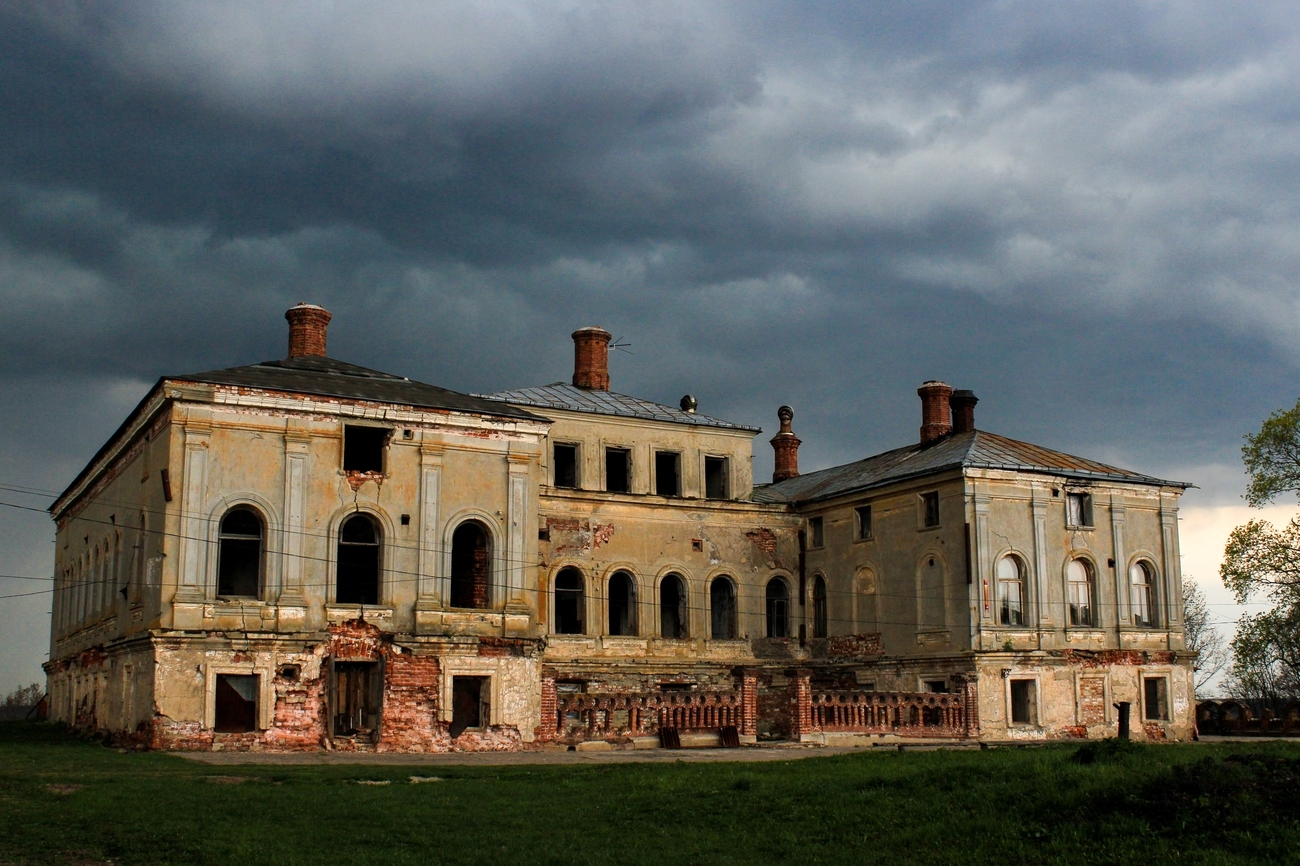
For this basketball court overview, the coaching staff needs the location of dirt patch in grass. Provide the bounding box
[204,775,254,785]
[45,783,84,795]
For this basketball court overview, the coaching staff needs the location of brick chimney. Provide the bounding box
[918,380,953,443]
[771,406,801,483]
[572,327,612,390]
[951,389,978,434]
[285,303,332,358]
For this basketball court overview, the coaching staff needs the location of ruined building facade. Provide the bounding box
[44,306,1196,750]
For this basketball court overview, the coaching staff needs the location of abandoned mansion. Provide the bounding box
[44,305,1197,750]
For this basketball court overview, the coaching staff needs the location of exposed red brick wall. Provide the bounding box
[471,538,489,609]
[819,633,883,659]
[1063,650,1176,667]
[1078,677,1106,726]
[377,651,443,752]
[536,677,558,741]
[790,669,813,737]
[740,670,758,737]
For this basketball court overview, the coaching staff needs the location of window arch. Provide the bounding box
[710,577,736,640]
[813,575,828,638]
[766,578,790,638]
[1131,561,1157,627]
[336,513,381,605]
[660,573,688,638]
[608,571,637,636]
[450,521,491,609]
[1067,559,1094,627]
[554,567,585,634]
[218,507,264,598]
[997,555,1025,626]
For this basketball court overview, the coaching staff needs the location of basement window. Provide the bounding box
[450,676,490,739]
[922,492,941,528]
[1143,677,1169,721]
[655,451,681,496]
[605,447,630,494]
[343,426,389,473]
[704,456,729,499]
[553,443,578,489]
[1066,492,1094,528]
[1009,679,1037,726]
[214,674,258,733]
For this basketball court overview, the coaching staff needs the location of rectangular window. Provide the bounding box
[343,426,388,473]
[808,516,824,549]
[924,680,949,694]
[654,451,680,496]
[922,491,940,527]
[1009,679,1037,725]
[214,674,258,733]
[855,505,872,540]
[450,676,490,738]
[605,448,630,493]
[1066,492,1093,527]
[704,456,728,500]
[553,443,578,489]
[1143,677,1169,721]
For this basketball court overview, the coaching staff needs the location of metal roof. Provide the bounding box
[753,429,1190,503]
[476,382,761,432]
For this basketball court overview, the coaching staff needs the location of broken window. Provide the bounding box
[1068,559,1094,626]
[553,443,578,489]
[1010,679,1037,725]
[1131,561,1157,627]
[925,680,949,694]
[217,508,263,598]
[660,573,688,638]
[1143,676,1169,721]
[605,447,630,494]
[765,578,789,638]
[608,571,637,636]
[922,491,941,527]
[997,556,1025,627]
[343,425,388,473]
[450,521,491,609]
[450,676,489,738]
[855,504,872,540]
[808,516,824,548]
[710,577,736,640]
[554,567,585,635]
[336,514,380,605]
[654,451,680,496]
[1066,492,1093,528]
[214,674,258,733]
[704,456,728,500]
[813,576,828,638]
[332,660,382,740]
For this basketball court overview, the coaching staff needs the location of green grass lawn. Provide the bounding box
[1,723,1297,866]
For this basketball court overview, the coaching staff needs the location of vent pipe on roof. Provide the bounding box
[771,406,801,483]
[951,390,978,434]
[918,380,953,444]
[285,303,332,358]
[572,326,612,390]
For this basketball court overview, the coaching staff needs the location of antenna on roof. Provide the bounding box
[611,336,634,355]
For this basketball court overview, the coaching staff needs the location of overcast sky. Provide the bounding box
[3,0,1298,694]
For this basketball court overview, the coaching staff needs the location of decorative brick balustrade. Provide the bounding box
[549,687,749,744]
[792,670,979,740]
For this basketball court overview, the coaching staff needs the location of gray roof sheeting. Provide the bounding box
[477,382,761,432]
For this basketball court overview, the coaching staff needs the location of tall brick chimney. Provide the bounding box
[770,406,801,483]
[951,389,978,434]
[918,380,953,443]
[285,303,332,358]
[572,327,612,390]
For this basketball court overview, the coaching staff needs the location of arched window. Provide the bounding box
[813,576,828,638]
[660,574,687,638]
[608,571,637,636]
[997,556,1024,626]
[337,514,381,605]
[1068,559,1094,626]
[218,508,264,598]
[710,578,736,640]
[766,578,789,638]
[1131,561,1157,627]
[450,521,491,609]
[554,568,585,634]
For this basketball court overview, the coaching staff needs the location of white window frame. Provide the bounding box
[1004,673,1042,728]
[204,663,275,731]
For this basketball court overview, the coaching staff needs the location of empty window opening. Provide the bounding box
[997,556,1025,627]
[450,521,491,609]
[1143,676,1169,721]
[336,514,380,606]
[704,456,728,500]
[1131,561,1157,627]
[808,517,824,549]
[922,491,941,527]
[343,425,388,473]
[553,443,578,489]
[554,567,585,635]
[1068,559,1094,626]
[660,573,688,638]
[214,674,258,733]
[217,508,263,598]
[605,448,631,494]
[331,661,382,740]
[1066,492,1094,528]
[450,676,490,739]
[766,578,790,638]
[655,451,681,496]
[856,505,873,540]
[608,571,637,636]
[813,576,828,639]
[925,680,949,694]
[1010,679,1037,725]
[710,578,736,640]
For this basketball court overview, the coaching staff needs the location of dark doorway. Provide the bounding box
[450,676,489,739]
[450,521,490,608]
[331,660,382,740]
[554,568,585,634]
[336,514,380,605]
[710,578,736,640]
[217,508,263,598]
[766,579,789,638]
[214,674,257,733]
[660,574,687,638]
[605,448,630,493]
[609,571,637,636]
[704,456,728,500]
